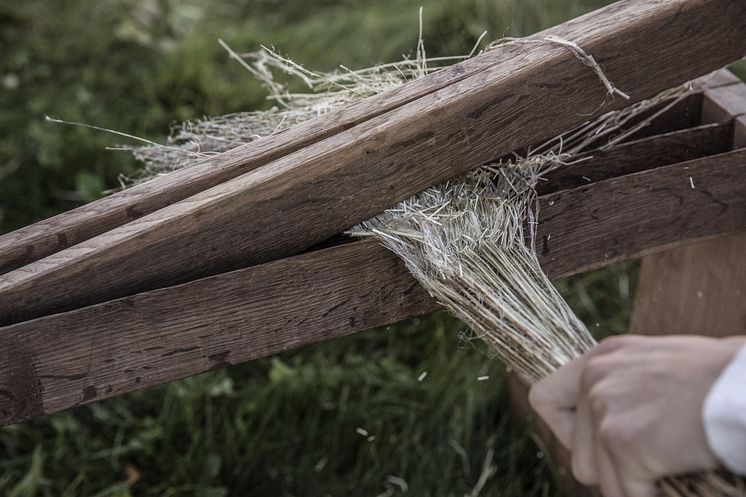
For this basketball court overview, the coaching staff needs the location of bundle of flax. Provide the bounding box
[112,32,743,497]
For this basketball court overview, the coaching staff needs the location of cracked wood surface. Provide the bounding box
[2,147,745,426]
[2,0,746,326]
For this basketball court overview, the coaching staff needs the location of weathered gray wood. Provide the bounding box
[3,0,746,326]
[2,149,745,426]
[701,78,746,123]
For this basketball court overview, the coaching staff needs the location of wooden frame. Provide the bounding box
[508,71,746,496]
[2,137,745,425]
[630,72,746,336]
[2,0,746,327]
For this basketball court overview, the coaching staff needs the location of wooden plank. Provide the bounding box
[2,149,745,426]
[538,121,732,193]
[1,0,728,276]
[618,92,703,142]
[703,68,744,88]
[538,149,746,278]
[609,67,745,142]
[629,231,746,336]
[629,75,746,338]
[3,0,746,326]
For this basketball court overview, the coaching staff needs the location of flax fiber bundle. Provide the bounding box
[110,28,743,497]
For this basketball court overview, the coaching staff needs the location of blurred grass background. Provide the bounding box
[0,0,744,496]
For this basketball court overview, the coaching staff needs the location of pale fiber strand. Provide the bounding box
[108,28,739,496]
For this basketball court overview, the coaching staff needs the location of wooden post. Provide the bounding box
[509,71,746,496]
[629,74,746,337]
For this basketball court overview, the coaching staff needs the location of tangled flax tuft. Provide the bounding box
[112,26,739,497]
[354,163,594,383]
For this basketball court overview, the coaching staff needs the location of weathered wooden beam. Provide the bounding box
[629,74,746,337]
[2,0,745,327]
[2,149,745,426]
[0,0,723,277]
[536,149,746,278]
[0,42,508,276]
[701,78,746,124]
[538,121,732,193]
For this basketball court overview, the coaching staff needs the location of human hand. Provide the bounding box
[528,334,746,497]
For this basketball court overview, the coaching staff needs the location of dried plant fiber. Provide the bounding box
[82,21,743,496]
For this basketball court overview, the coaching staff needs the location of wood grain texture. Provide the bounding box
[538,121,732,193]
[629,231,746,336]
[735,114,746,148]
[3,0,746,326]
[536,149,746,278]
[701,79,746,123]
[2,150,745,425]
[0,0,717,276]
[0,43,505,276]
[620,92,703,143]
[629,76,746,338]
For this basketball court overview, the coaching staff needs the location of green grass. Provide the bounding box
[0,0,732,494]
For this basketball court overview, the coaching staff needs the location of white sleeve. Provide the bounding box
[703,343,746,475]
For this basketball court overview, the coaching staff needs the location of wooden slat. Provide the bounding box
[703,68,743,88]
[2,149,745,426]
[618,92,703,142]
[629,74,746,337]
[536,149,746,278]
[1,0,727,276]
[538,121,732,193]
[3,0,746,326]
[618,68,745,143]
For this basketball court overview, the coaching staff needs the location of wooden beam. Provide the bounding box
[629,74,746,337]
[2,0,746,326]
[0,39,512,276]
[536,149,746,278]
[1,0,730,277]
[538,121,732,193]
[2,149,745,426]
[701,79,746,123]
